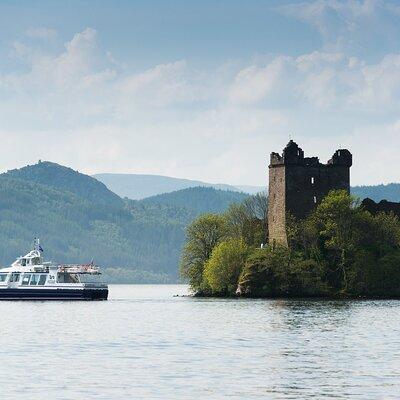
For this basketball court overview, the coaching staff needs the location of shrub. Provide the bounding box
[204,238,249,295]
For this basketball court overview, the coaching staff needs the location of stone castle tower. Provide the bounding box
[268,140,352,245]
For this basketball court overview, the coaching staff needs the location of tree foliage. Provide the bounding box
[180,193,268,294]
[181,189,400,298]
[179,214,227,292]
[224,192,268,246]
[204,238,248,295]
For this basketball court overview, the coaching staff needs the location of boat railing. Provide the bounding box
[33,266,49,273]
[57,264,101,274]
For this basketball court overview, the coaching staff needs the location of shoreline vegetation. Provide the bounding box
[180,190,400,299]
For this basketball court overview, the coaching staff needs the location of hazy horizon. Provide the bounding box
[4,159,400,189]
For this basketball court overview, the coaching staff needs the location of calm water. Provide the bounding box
[1,285,399,399]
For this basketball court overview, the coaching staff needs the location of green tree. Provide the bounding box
[238,246,289,297]
[238,246,328,297]
[224,192,267,246]
[299,191,400,296]
[204,238,249,295]
[179,214,227,292]
[306,190,362,291]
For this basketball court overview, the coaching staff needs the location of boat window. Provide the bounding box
[57,273,79,283]
[21,259,26,266]
[30,274,39,285]
[0,273,8,282]
[38,275,47,285]
[32,257,40,265]
[57,273,65,283]
[10,273,20,283]
[22,274,31,285]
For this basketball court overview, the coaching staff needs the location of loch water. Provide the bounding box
[0,284,399,399]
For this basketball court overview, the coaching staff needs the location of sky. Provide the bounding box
[1,0,400,186]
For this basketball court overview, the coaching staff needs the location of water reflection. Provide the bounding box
[273,299,354,330]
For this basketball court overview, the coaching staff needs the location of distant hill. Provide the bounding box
[93,172,400,203]
[351,184,400,203]
[142,186,249,216]
[6,161,122,207]
[93,173,264,199]
[0,162,247,282]
[0,172,181,276]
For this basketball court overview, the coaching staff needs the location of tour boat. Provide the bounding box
[0,239,108,300]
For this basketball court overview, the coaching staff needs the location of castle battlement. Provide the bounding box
[270,141,352,168]
[268,140,352,246]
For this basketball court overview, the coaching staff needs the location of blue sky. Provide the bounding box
[0,1,321,68]
[1,0,400,185]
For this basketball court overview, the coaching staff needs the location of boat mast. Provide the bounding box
[33,237,40,252]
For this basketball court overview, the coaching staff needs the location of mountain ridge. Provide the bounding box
[0,162,248,282]
[6,161,122,207]
[142,186,249,216]
[94,172,400,202]
[93,173,264,199]
[351,183,400,203]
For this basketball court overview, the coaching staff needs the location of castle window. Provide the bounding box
[311,177,315,185]
[313,196,317,204]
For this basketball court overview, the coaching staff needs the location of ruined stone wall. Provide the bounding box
[362,198,400,218]
[285,164,350,220]
[268,165,287,245]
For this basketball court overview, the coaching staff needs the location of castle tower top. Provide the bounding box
[270,140,352,168]
[282,140,304,164]
[328,149,353,167]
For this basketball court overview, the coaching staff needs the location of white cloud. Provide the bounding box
[5,27,107,92]
[348,53,400,108]
[277,0,400,54]
[297,119,400,185]
[228,50,400,111]
[279,0,379,33]
[116,60,190,109]
[228,57,289,104]
[1,27,400,185]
